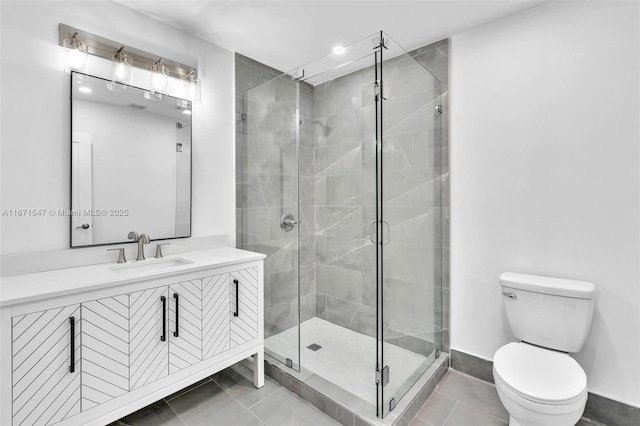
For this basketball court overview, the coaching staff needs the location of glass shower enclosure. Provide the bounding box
[238,32,444,418]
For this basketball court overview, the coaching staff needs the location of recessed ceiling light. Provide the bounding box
[332,45,346,55]
[78,86,91,94]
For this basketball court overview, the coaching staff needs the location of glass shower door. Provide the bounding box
[240,74,301,370]
[376,33,443,417]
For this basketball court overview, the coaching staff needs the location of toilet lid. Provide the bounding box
[494,342,587,404]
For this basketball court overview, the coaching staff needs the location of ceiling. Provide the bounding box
[117,0,547,74]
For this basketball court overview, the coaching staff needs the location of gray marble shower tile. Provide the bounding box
[268,268,298,306]
[383,207,442,247]
[325,295,376,337]
[383,243,441,286]
[300,293,316,323]
[316,264,362,304]
[298,206,315,237]
[299,176,315,207]
[324,106,376,145]
[299,236,316,267]
[315,142,363,176]
[240,207,271,244]
[316,293,327,319]
[264,300,293,338]
[315,206,363,238]
[315,236,370,272]
[383,169,442,209]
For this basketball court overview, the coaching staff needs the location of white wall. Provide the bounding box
[0,0,236,254]
[451,1,639,406]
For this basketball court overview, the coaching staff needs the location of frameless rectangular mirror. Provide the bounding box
[70,72,191,247]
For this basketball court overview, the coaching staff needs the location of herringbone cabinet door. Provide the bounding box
[230,268,259,348]
[129,286,169,390]
[169,280,203,373]
[12,304,81,425]
[81,295,130,410]
[202,273,231,359]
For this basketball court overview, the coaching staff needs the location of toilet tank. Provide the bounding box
[499,272,595,353]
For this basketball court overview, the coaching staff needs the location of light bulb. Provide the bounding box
[115,63,125,79]
[68,49,87,69]
[111,50,132,85]
[63,33,88,73]
[151,60,168,94]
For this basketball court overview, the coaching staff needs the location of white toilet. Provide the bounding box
[494,272,595,426]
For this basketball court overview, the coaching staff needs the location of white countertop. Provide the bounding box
[0,247,265,307]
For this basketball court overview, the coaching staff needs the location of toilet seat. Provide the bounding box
[493,342,587,405]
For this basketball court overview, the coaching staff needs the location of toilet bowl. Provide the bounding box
[494,342,588,426]
[494,273,595,426]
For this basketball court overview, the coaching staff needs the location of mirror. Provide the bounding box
[70,72,191,247]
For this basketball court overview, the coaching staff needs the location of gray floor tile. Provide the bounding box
[212,363,281,408]
[250,387,342,426]
[414,391,456,426]
[437,371,508,421]
[443,401,508,426]
[167,380,263,426]
[119,400,185,426]
[165,377,213,402]
[409,417,432,426]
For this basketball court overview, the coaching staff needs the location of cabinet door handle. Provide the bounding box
[234,279,239,317]
[69,316,75,373]
[173,293,179,337]
[161,296,167,341]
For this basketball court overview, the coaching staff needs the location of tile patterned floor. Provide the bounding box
[409,370,605,426]
[112,365,605,426]
[110,363,341,426]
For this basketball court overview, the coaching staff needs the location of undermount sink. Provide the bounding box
[109,258,194,275]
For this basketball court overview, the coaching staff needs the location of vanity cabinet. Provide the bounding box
[2,254,264,426]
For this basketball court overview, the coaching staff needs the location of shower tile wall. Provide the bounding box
[235,54,316,338]
[235,39,450,350]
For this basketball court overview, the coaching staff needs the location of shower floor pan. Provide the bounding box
[260,318,448,426]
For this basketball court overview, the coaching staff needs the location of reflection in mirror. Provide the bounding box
[71,72,191,247]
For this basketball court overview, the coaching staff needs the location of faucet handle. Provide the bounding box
[127,231,139,241]
[107,248,127,263]
[155,243,170,259]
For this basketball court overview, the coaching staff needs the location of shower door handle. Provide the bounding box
[382,220,391,244]
[370,220,377,243]
[370,220,391,244]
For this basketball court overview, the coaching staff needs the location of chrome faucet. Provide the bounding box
[127,231,150,261]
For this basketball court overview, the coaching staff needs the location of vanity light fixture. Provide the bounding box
[151,59,169,94]
[185,69,200,102]
[111,46,133,85]
[63,31,88,73]
[59,24,199,100]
